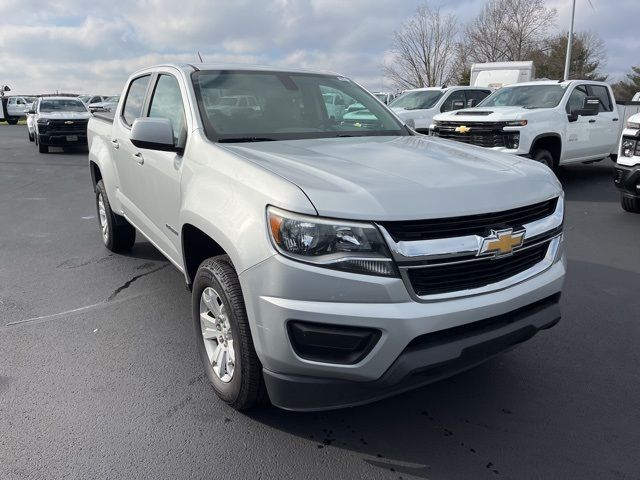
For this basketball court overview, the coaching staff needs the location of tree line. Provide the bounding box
[384,0,639,101]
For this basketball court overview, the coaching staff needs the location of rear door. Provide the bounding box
[112,74,153,227]
[563,84,595,162]
[587,84,618,156]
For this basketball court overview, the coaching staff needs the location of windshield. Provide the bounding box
[389,90,443,110]
[105,96,119,103]
[479,85,567,109]
[192,70,407,142]
[78,95,91,103]
[39,99,88,113]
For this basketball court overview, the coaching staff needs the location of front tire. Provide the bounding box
[28,130,34,142]
[193,256,266,411]
[621,195,640,213]
[95,179,136,252]
[532,148,555,170]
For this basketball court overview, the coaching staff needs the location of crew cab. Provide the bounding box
[389,86,492,134]
[614,113,640,213]
[88,64,565,411]
[431,80,631,170]
[1,95,37,124]
[31,96,91,153]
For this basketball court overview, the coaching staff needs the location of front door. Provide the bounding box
[128,72,188,263]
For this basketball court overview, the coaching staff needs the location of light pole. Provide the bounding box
[563,0,577,81]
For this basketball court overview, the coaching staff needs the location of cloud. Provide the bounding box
[1,0,638,95]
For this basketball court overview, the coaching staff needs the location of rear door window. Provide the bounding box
[587,85,613,112]
[122,75,151,126]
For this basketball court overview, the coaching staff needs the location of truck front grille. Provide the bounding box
[433,121,517,148]
[406,242,549,296]
[47,119,88,132]
[380,198,557,242]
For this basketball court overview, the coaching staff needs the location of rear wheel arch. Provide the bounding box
[89,161,103,192]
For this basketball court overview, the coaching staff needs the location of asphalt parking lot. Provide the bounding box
[1,124,639,480]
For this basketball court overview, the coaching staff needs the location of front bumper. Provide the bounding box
[614,162,640,198]
[239,252,565,410]
[38,132,88,146]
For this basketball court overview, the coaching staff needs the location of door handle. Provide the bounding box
[613,118,619,122]
[589,119,596,123]
[133,152,144,165]
[111,139,119,149]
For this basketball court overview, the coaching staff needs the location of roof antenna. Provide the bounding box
[197,51,204,63]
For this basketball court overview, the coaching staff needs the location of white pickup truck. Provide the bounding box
[432,80,640,170]
[614,113,640,212]
[389,86,492,134]
[88,64,565,411]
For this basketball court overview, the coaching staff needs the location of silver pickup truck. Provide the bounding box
[88,64,566,411]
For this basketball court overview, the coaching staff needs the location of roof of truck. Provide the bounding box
[502,79,611,88]
[131,63,342,77]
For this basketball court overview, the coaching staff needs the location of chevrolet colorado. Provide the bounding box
[432,80,639,170]
[87,64,566,411]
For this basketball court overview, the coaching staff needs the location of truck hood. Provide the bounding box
[38,111,91,120]
[391,107,436,120]
[434,106,533,123]
[222,136,561,221]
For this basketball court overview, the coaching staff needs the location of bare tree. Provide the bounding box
[383,5,459,89]
[464,0,557,63]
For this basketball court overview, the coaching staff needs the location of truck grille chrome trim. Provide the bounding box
[376,196,563,301]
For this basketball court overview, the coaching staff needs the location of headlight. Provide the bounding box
[504,120,527,127]
[267,206,397,277]
[622,138,637,157]
[626,121,640,129]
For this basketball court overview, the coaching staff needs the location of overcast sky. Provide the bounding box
[1,0,637,95]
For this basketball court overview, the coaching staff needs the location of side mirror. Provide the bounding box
[405,118,416,130]
[452,100,465,110]
[130,118,178,152]
[467,99,477,108]
[2,86,10,92]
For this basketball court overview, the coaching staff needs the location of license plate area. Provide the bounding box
[66,135,78,141]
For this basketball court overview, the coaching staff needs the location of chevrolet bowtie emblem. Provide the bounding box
[479,229,525,257]
[64,120,75,125]
[454,125,470,133]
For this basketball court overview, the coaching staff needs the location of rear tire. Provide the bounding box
[193,256,267,411]
[532,148,555,171]
[95,180,136,252]
[6,118,18,125]
[621,195,640,213]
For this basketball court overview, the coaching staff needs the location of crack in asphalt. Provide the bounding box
[106,264,169,302]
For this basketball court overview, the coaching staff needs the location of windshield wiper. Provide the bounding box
[218,137,276,143]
